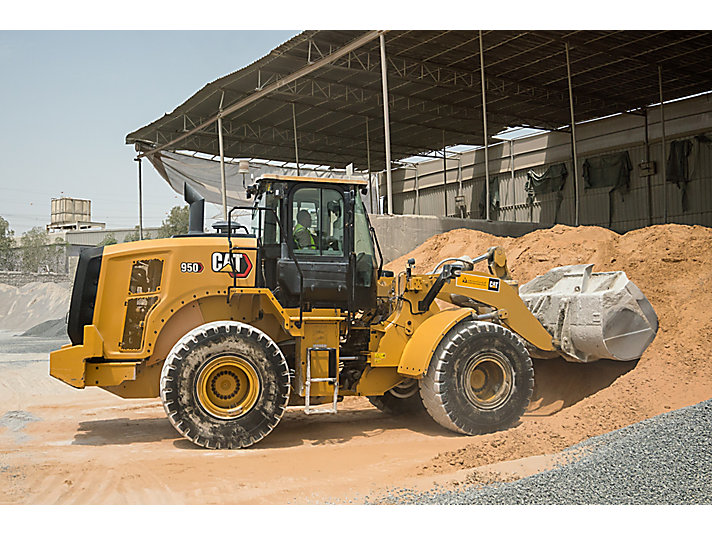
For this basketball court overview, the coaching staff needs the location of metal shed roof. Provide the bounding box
[126,30,712,169]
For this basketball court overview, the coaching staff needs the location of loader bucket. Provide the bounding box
[519,265,658,363]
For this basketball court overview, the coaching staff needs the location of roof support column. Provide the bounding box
[135,157,144,240]
[565,42,580,227]
[644,107,653,225]
[659,66,668,224]
[442,132,448,217]
[415,165,421,215]
[292,102,301,174]
[217,92,228,221]
[479,30,491,221]
[366,117,374,213]
[379,32,393,215]
[217,114,227,221]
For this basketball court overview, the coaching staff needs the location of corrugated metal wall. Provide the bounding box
[492,137,712,231]
[385,94,712,232]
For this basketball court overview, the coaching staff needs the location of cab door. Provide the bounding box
[277,185,350,308]
[349,190,378,311]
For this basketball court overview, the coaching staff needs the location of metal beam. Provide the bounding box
[292,102,300,174]
[177,129,378,168]
[218,92,227,221]
[366,117,374,213]
[260,76,552,136]
[540,30,712,90]
[137,30,384,159]
[659,65,668,224]
[380,33,394,215]
[565,42,580,227]
[442,133,448,216]
[218,114,431,160]
[154,121,446,169]
[319,46,638,115]
[480,31,491,222]
[644,107,653,226]
[135,157,143,240]
[265,85,497,138]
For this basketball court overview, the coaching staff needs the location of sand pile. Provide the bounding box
[0,282,72,332]
[388,224,712,474]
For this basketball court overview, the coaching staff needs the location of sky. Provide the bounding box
[0,30,298,235]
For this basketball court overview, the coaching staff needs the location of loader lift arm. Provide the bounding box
[408,248,555,353]
[437,273,555,352]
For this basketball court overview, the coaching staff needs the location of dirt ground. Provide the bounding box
[0,335,492,504]
[2,223,711,504]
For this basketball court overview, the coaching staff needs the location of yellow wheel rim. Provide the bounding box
[196,355,260,419]
[464,353,513,410]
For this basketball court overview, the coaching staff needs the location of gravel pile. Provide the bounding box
[20,318,67,338]
[372,398,712,505]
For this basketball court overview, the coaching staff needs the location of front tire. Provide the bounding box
[160,321,290,449]
[419,321,534,435]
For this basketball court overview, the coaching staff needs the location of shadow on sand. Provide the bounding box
[72,406,457,450]
[525,357,638,417]
[72,416,177,446]
[71,358,636,448]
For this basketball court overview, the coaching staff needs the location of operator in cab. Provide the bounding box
[293,209,317,250]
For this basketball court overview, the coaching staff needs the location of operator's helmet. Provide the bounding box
[327,200,341,218]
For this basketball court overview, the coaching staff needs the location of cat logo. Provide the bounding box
[211,252,253,279]
[456,273,501,292]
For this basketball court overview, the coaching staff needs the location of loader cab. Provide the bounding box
[250,174,378,311]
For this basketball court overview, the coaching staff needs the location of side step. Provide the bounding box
[304,345,339,415]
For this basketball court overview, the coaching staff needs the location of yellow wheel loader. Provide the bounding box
[50,175,658,449]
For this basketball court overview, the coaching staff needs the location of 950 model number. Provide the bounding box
[180,262,204,273]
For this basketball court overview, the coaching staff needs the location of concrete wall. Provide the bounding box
[0,271,71,287]
[370,214,546,264]
[50,226,162,246]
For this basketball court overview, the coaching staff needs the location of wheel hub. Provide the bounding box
[196,355,260,419]
[463,352,513,410]
[210,370,240,400]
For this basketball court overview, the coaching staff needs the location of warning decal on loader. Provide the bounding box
[455,274,500,292]
[211,252,253,279]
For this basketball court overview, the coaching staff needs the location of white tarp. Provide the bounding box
[146,151,379,214]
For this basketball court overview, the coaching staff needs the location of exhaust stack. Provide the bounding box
[184,183,204,235]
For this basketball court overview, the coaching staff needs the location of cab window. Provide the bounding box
[292,187,344,257]
[252,189,281,245]
[353,192,376,286]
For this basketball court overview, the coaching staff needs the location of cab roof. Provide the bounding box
[258,174,369,186]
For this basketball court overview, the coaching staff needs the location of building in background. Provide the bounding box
[46,197,105,233]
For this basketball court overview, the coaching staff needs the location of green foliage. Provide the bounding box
[157,206,190,238]
[0,216,15,270]
[98,232,118,246]
[20,226,50,273]
[0,216,13,248]
[123,226,152,243]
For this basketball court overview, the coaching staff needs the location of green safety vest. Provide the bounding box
[294,223,317,249]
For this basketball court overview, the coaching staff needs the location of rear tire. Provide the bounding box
[420,321,534,435]
[368,379,426,415]
[160,321,290,449]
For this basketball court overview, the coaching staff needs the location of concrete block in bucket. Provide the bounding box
[519,264,658,363]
